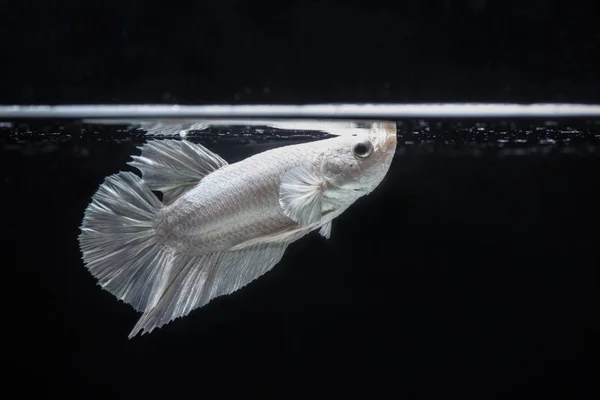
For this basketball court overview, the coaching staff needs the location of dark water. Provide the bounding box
[2,120,599,396]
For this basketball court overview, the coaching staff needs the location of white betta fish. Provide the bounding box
[78,121,397,338]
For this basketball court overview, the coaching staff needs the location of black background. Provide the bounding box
[2,0,599,397]
[1,0,599,105]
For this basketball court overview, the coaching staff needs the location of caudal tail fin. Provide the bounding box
[78,171,172,314]
[79,168,290,339]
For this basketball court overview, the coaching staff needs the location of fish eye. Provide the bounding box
[353,141,373,158]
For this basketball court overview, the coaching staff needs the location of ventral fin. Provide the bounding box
[129,243,288,338]
[128,139,228,205]
[279,166,325,226]
[319,221,332,239]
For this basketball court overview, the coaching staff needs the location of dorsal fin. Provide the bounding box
[128,139,228,205]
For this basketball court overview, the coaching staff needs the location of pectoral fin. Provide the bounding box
[279,166,325,226]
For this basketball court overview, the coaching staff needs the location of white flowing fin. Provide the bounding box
[83,119,370,137]
[129,243,288,338]
[82,119,210,137]
[319,221,332,239]
[128,139,228,205]
[138,121,211,137]
[230,225,313,250]
[279,166,325,226]
[78,171,174,312]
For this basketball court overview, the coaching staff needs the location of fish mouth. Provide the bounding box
[375,121,397,151]
[383,131,397,151]
[370,121,397,152]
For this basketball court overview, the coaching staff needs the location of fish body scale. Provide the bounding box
[157,144,320,254]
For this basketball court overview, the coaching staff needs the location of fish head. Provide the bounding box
[321,121,397,195]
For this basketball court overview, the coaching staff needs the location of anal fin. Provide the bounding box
[129,243,288,338]
[128,139,228,205]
